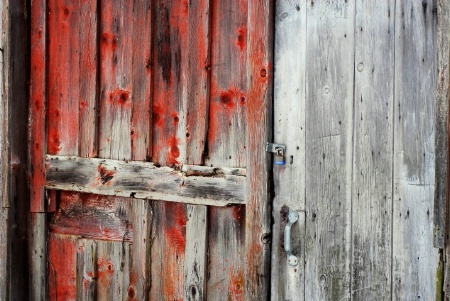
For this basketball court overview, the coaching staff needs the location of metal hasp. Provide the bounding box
[266,142,286,165]
[284,210,299,266]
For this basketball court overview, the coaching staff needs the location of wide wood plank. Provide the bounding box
[48,233,77,301]
[45,155,246,206]
[304,1,355,300]
[244,1,274,299]
[271,0,307,299]
[76,239,97,301]
[392,1,439,299]
[351,1,394,300]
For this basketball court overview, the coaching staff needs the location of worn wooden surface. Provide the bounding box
[351,1,394,299]
[271,0,306,299]
[30,213,47,301]
[45,155,246,206]
[392,1,439,299]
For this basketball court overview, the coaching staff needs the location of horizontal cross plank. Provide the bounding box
[45,155,246,206]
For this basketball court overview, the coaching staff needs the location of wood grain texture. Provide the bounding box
[76,239,97,301]
[29,213,47,301]
[50,192,133,242]
[304,1,355,300]
[0,208,8,301]
[48,234,77,301]
[45,155,246,206]
[392,1,439,299]
[184,205,207,301]
[78,0,98,158]
[244,1,273,299]
[29,0,47,213]
[98,0,133,160]
[47,0,81,156]
[351,1,394,300]
[271,0,306,299]
[436,0,450,250]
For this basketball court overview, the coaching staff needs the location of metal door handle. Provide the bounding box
[285,210,299,266]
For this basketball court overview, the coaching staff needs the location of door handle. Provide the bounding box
[284,210,299,266]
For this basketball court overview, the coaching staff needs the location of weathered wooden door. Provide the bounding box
[271,1,439,300]
[29,1,273,300]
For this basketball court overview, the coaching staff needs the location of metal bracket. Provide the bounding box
[285,210,299,266]
[266,142,286,165]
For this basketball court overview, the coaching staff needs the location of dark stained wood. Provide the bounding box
[244,1,273,299]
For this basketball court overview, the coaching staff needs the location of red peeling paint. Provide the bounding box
[48,128,62,154]
[229,268,245,300]
[167,135,181,165]
[166,203,187,252]
[171,112,179,123]
[97,165,115,185]
[232,205,245,223]
[102,31,118,51]
[220,86,245,110]
[236,26,247,50]
[108,89,131,106]
[97,257,115,285]
[80,99,88,109]
[152,104,165,127]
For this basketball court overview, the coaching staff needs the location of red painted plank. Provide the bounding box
[98,0,133,160]
[47,0,81,156]
[244,1,274,299]
[79,0,98,158]
[131,0,152,161]
[30,0,47,212]
[48,234,78,301]
[50,192,133,242]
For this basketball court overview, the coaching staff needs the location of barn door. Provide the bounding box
[271,1,438,300]
[29,1,273,300]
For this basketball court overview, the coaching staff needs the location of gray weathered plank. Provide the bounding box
[30,213,47,301]
[435,0,450,249]
[76,239,97,301]
[392,1,439,299]
[45,155,246,206]
[271,0,306,300]
[351,1,394,300]
[304,1,355,300]
[184,205,207,301]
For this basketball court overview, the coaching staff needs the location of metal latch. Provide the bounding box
[285,210,299,266]
[266,142,286,165]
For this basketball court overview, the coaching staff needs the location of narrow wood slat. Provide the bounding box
[48,233,77,301]
[244,1,274,299]
[79,0,98,158]
[30,213,47,301]
[392,1,439,299]
[206,0,247,168]
[29,0,46,213]
[131,0,152,161]
[271,0,307,299]
[76,239,97,301]
[351,1,394,299]
[304,1,355,300]
[0,208,8,301]
[98,0,133,160]
[96,240,130,300]
[50,192,133,242]
[150,201,187,300]
[184,205,207,301]
[205,1,248,299]
[47,0,80,156]
[45,155,246,206]
[435,0,450,249]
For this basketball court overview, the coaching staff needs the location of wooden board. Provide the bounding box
[45,155,246,206]
[392,1,439,299]
[304,1,355,300]
[351,1,394,299]
[271,0,307,299]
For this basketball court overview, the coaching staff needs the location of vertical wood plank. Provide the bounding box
[131,0,152,161]
[435,0,450,249]
[76,239,97,301]
[206,1,248,300]
[96,240,130,300]
[0,208,8,301]
[206,0,247,168]
[351,1,394,300]
[271,0,306,299]
[184,205,207,301]
[304,1,355,300]
[30,0,47,213]
[30,213,47,301]
[393,1,439,299]
[150,201,187,300]
[98,0,133,160]
[47,0,81,156]
[245,1,274,300]
[48,234,77,301]
[78,0,98,158]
